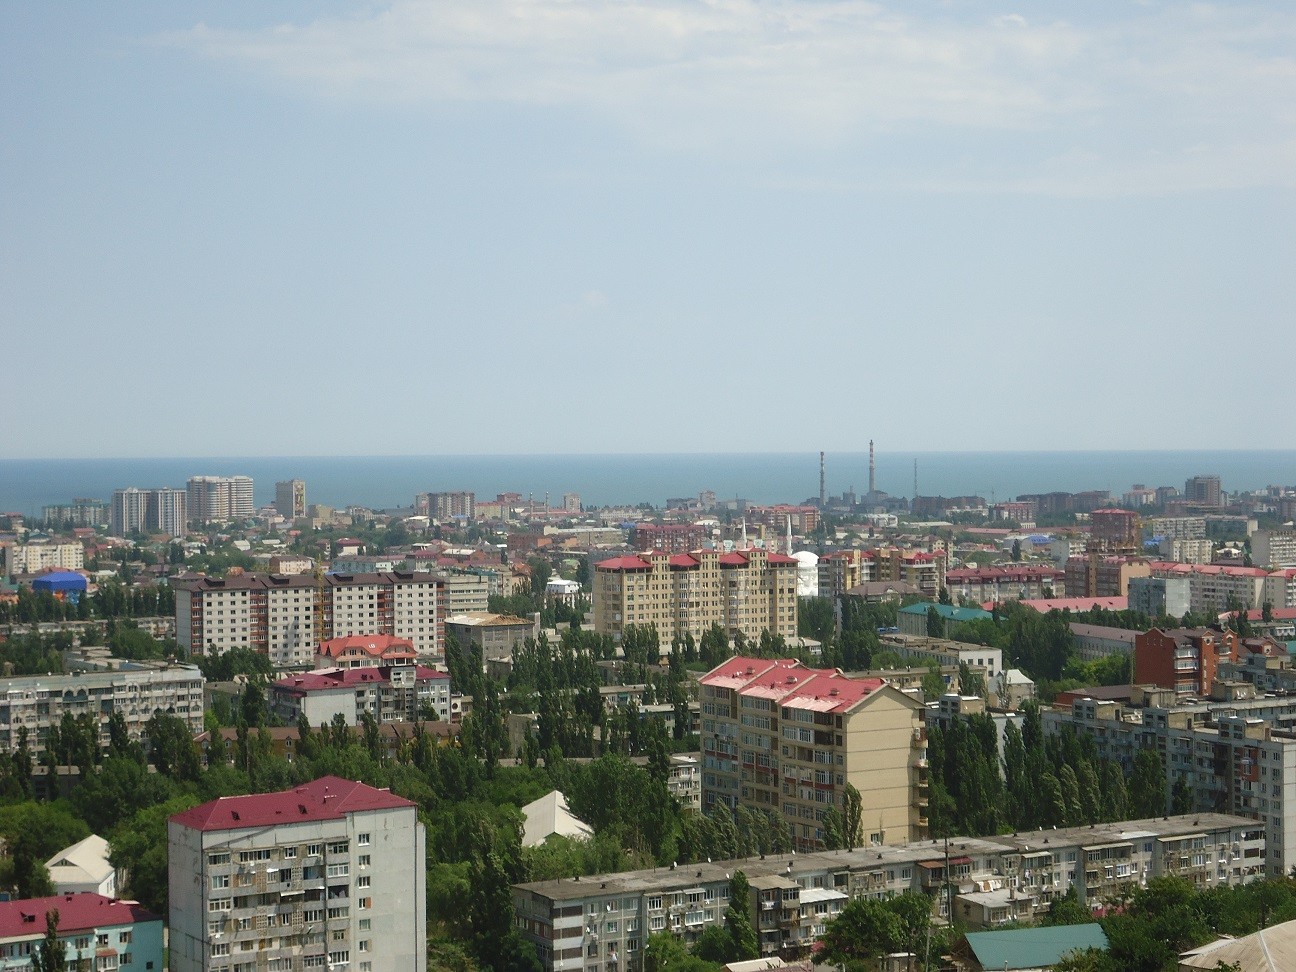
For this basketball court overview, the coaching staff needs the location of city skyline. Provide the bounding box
[3,1,1294,459]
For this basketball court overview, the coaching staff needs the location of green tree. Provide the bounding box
[724,872,758,961]
[30,909,66,972]
[926,605,943,637]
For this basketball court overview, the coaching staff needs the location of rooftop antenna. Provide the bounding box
[819,451,826,508]
[869,439,876,495]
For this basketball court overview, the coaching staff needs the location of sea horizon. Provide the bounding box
[3,449,1294,518]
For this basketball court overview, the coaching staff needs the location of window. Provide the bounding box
[358,940,370,952]
[119,931,133,944]
[358,855,371,868]
[357,833,371,846]
[357,897,371,910]
[282,847,297,859]
[208,853,231,866]
[212,874,231,889]
[357,877,370,889]
[358,919,371,931]
[307,844,323,856]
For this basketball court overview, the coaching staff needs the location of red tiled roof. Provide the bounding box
[765,553,798,565]
[668,554,700,568]
[0,894,158,939]
[699,657,883,713]
[595,555,652,571]
[170,776,415,833]
[718,552,749,566]
[317,634,415,659]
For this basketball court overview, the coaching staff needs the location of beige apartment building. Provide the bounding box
[699,656,927,852]
[1,540,84,577]
[592,548,798,649]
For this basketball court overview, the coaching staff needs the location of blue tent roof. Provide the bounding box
[965,924,1109,970]
[31,571,87,592]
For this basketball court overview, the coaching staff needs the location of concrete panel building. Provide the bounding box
[0,662,205,755]
[513,813,1261,971]
[168,776,426,972]
[1129,575,1192,620]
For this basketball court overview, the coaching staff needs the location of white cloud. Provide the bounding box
[159,1,1296,193]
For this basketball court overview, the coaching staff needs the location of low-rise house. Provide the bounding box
[44,835,116,898]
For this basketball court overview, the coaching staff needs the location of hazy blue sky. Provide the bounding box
[3,2,1293,459]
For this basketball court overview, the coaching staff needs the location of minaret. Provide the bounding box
[913,459,918,499]
[786,516,793,555]
[741,518,748,548]
[869,439,876,495]
[819,451,826,508]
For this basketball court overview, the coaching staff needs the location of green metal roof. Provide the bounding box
[898,602,993,621]
[965,924,1109,970]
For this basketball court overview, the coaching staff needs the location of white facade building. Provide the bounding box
[1,541,84,577]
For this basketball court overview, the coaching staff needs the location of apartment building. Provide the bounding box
[1254,530,1296,570]
[41,499,109,527]
[1090,509,1142,550]
[111,487,187,538]
[168,776,426,972]
[512,813,1260,971]
[174,571,445,669]
[630,523,708,554]
[0,894,163,971]
[1064,554,1151,599]
[1045,691,1296,875]
[1147,516,1208,541]
[593,549,798,650]
[416,491,475,521]
[876,633,1003,679]
[0,662,205,754]
[1185,475,1223,507]
[1267,569,1296,610]
[1070,624,1138,662]
[945,565,1066,605]
[668,753,701,812]
[187,476,255,526]
[817,548,947,601]
[0,541,84,577]
[699,657,927,853]
[1133,628,1240,698]
[445,612,538,662]
[274,479,306,520]
[1158,538,1215,564]
[1128,575,1192,620]
[269,664,452,726]
[1148,562,1270,613]
[747,505,820,534]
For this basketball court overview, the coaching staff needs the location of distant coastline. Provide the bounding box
[3,450,1294,518]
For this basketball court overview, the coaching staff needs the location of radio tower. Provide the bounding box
[868,439,876,495]
[819,452,826,508]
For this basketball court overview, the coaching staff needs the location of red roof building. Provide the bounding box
[167,777,426,970]
[315,633,417,670]
[0,893,162,969]
[698,657,927,851]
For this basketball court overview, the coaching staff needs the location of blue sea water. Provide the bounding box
[2,451,1294,518]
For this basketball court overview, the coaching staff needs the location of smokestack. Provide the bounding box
[819,451,826,508]
[869,439,875,495]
